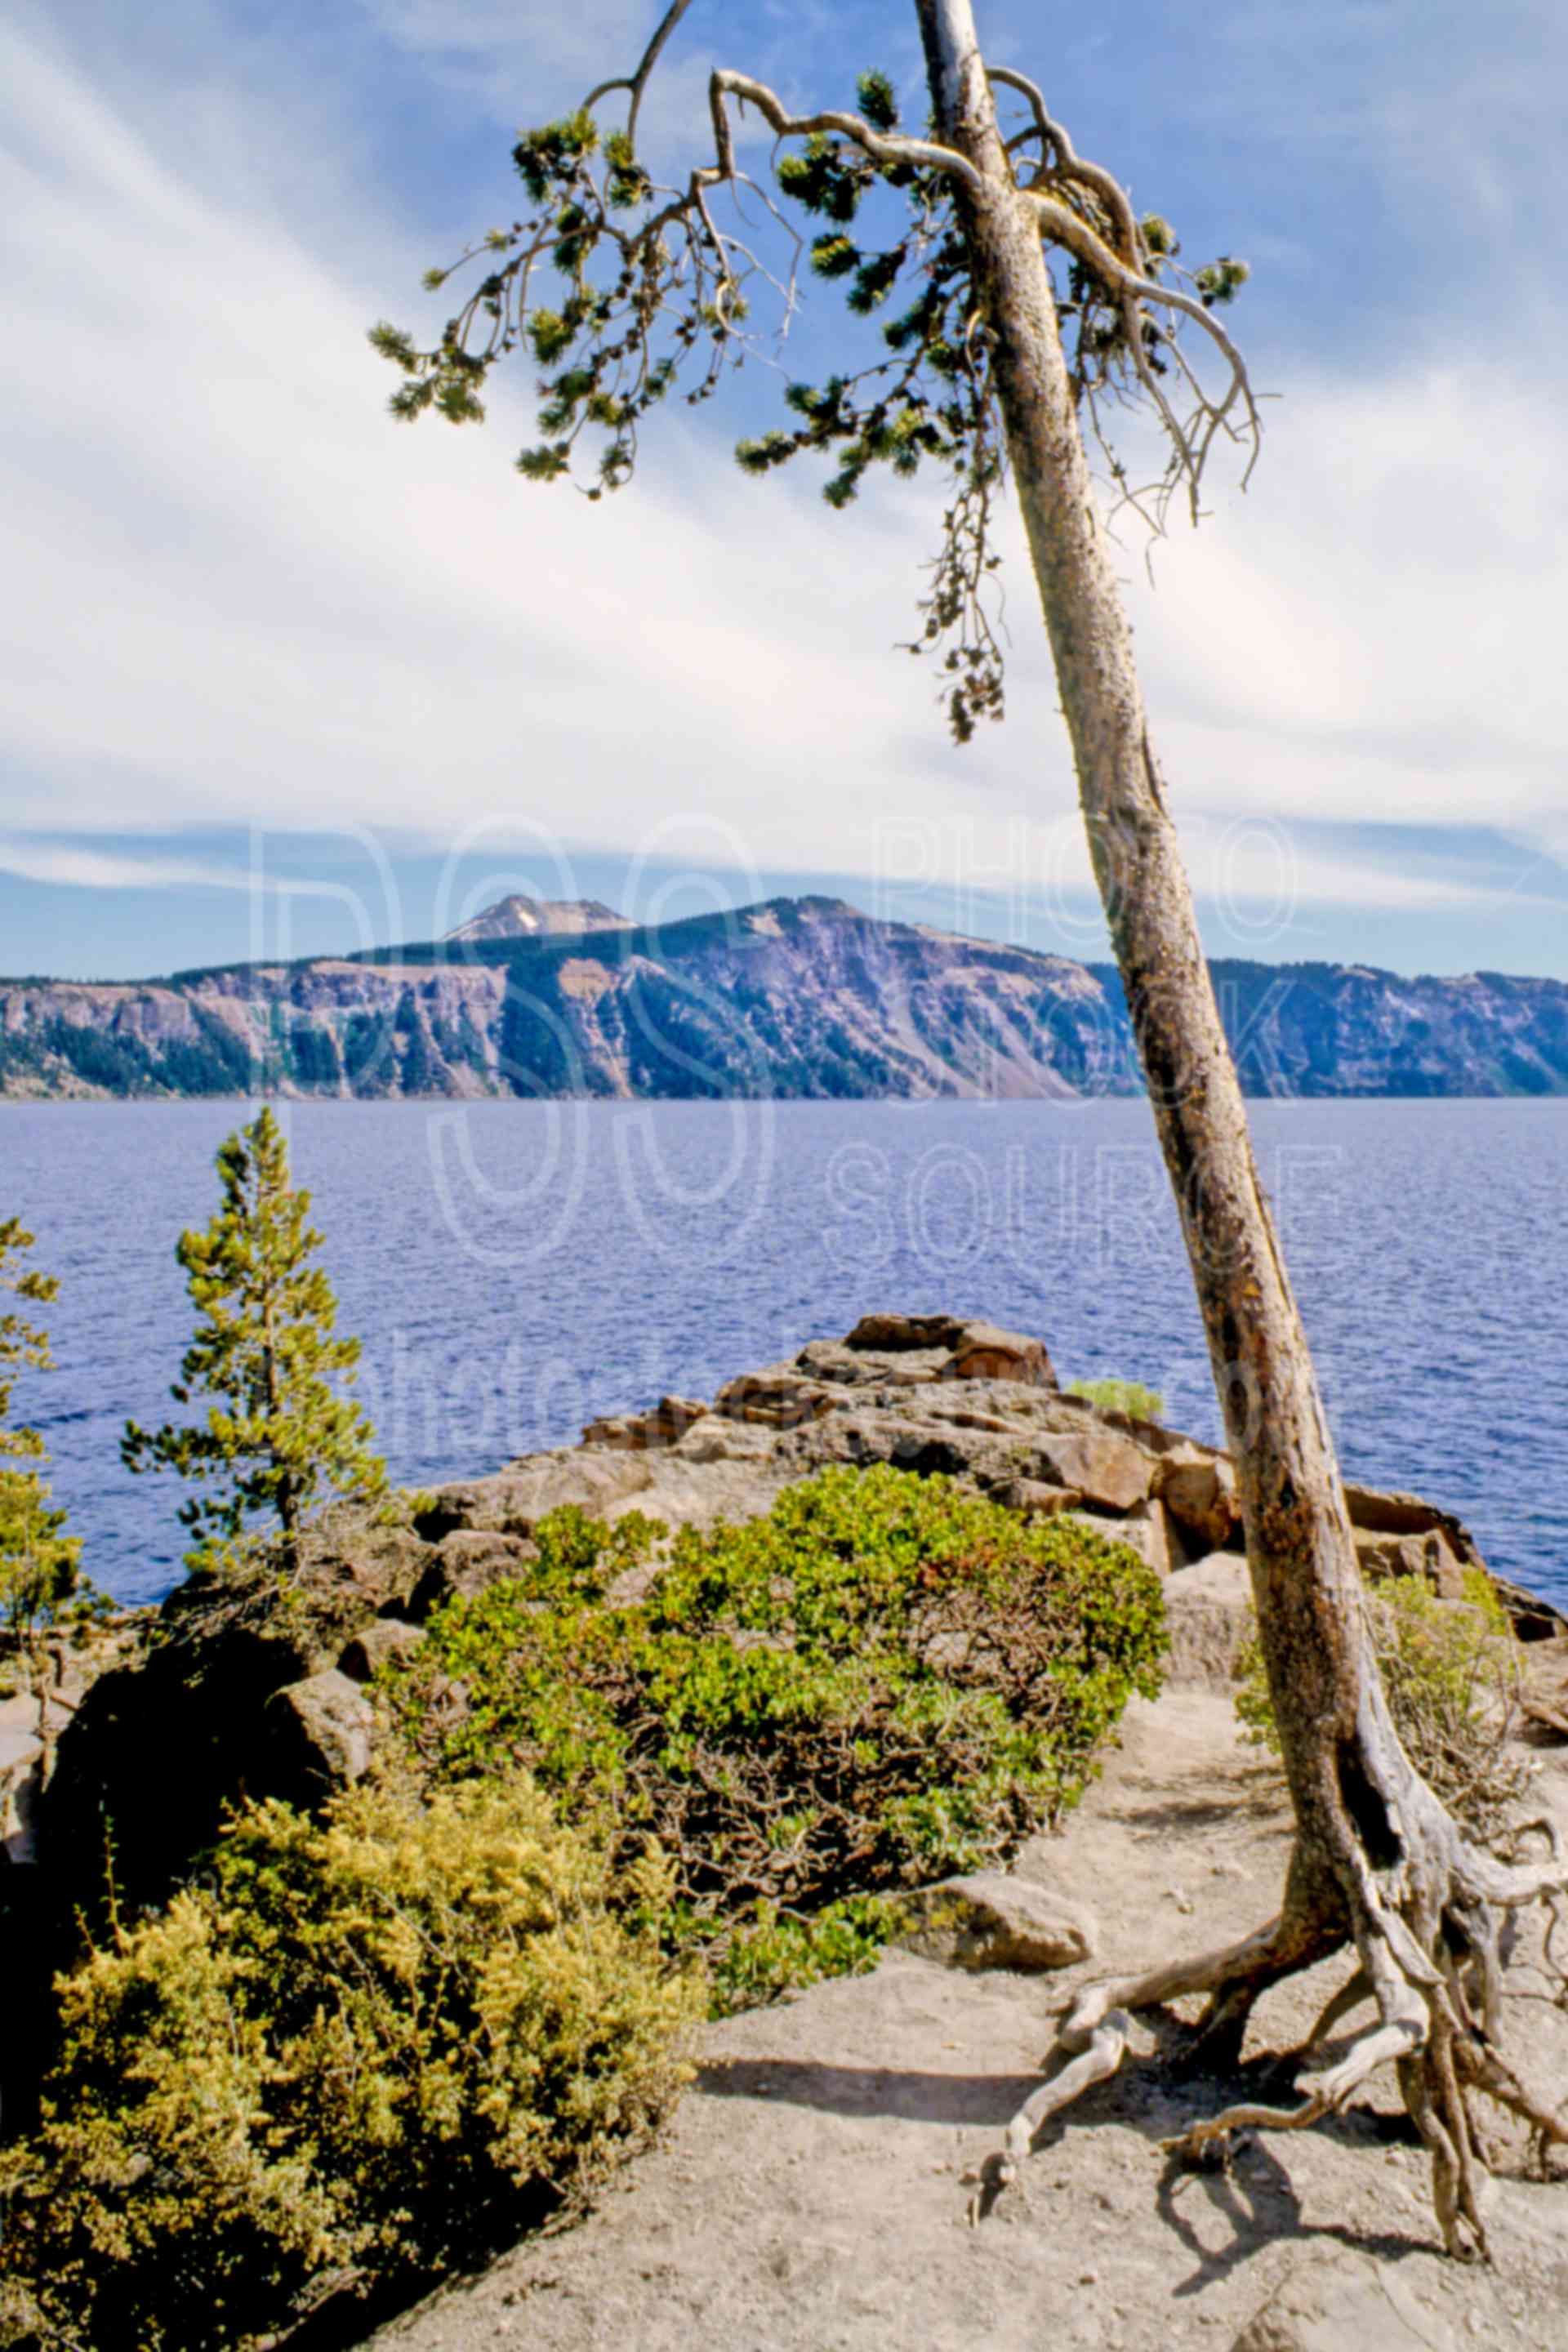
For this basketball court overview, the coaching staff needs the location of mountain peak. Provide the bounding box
[443,895,631,944]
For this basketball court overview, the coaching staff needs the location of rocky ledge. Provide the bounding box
[34,1312,1566,1922]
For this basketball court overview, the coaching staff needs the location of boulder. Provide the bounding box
[0,1693,42,1864]
[842,1312,972,1353]
[671,1417,783,1466]
[788,1408,1026,1488]
[1230,2251,1454,2351]
[1032,1425,1153,1513]
[1343,1482,1481,1563]
[281,1518,433,1623]
[937,1321,1056,1389]
[1517,1637,1568,1743]
[406,1530,539,1621]
[452,1454,662,1525]
[263,1668,375,1805]
[1338,1482,1568,1632]
[817,1315,1057,1391]
[42,1525,439,1917]
[1164,1554,1254,1688]
[412,1481,537,1540]
[995,1477,1085,1519]
[579,1416,637,1449]
[1521,1693,1568,1744]
[611,1453,795,1533]
[581,1396,709,1451]
[911,1396,1031,1437]
[1486,1573,1567,1644]
[1154,1445,1241,1553]
[715,1365,840,1426]
[890,1869,1096,1972]
[796,1337,945,1388]
[338,1617,427,1683]
[1354,1526,1468,1601]
[1105,1496,1182,1579]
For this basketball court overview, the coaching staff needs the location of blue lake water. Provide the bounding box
[2,1098,1565,1608]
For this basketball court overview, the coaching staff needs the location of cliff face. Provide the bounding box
[1103,960,1568,1098]
[2,897,1566,1102]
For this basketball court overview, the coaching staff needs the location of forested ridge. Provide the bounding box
[4,896,1566,1101]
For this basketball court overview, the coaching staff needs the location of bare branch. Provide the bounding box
[987,65,1072,185]
[707,69,984,192]
[1019,185,1261,519]
[584,0,703,151]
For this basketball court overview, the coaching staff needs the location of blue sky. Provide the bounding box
[2,0,1566,980]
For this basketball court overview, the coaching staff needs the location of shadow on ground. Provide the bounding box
[699,2025,1436,2294]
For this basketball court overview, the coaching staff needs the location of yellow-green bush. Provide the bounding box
[0,1472,1163,2346]
[1236,1567,1529,1840]
[1066,1377,1164,1421]
[0,1774,698,2352]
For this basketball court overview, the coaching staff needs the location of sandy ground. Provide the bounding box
[367,1692,1568,2352]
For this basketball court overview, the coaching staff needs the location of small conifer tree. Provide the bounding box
[0,1218,82,1779]
[123,1109,385,1570]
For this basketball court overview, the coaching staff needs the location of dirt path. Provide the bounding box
[369,1692,1568,2352]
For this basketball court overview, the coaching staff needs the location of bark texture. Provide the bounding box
[915,0,1371,1914]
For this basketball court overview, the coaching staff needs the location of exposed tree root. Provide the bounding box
[978,1808,1568,2253]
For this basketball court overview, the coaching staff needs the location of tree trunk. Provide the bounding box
[916,5,1568,2255]
[369,0,1568,2249]
[914,0,1396,1942]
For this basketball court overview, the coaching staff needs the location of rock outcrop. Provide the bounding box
[7,895,1568,1099]
[0,1690,43,1866]
[37,1312,1560,1932]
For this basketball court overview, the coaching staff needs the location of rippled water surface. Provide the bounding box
[2,1097,1565,1606]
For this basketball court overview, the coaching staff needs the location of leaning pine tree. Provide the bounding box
[124,1108,385,1570]
[372,0,1568,2251]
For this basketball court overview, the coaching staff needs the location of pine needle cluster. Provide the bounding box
[369,66,1250,741]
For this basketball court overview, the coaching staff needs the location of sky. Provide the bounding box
[2,0,1566,981]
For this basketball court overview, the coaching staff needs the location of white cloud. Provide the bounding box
[1114,365,1568,845]
[351,0,844,173]
[0,15,952,872]
[2,2,1566,951]
[0,837,363,898]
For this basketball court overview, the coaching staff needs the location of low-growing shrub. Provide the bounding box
[0,1772,698,2352]
[383,1467,1166,1986]
[705,1893,893,2016]
[1067,1376,1165,1421]
[1236,1566,1530,1840]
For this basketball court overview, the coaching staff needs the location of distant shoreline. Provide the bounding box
[6,895,1568,1103]
[7,1089,1568,1107]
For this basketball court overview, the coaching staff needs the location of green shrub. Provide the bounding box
[1067,1377,1165,1421]
[705,1895,893,2016]
[0,1773,698,2352]
[384,1467,1166,1986]
[506,1501,669,1603]
[1236,1566,1529,1840]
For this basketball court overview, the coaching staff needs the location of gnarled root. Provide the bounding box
[964,1909,1331,2223]
[981,1814,1568,2254]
